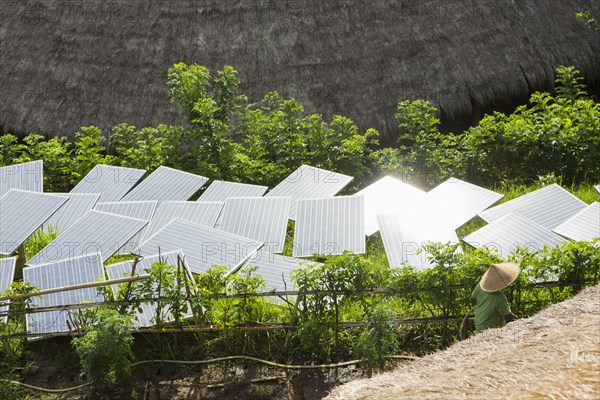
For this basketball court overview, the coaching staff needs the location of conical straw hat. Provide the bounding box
[480,262,520,292]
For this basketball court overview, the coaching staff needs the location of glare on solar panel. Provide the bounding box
[121,166,208,202]
[70,164,146,202]
[0,257,17,322]
[426,177,503,230]
[0,190,68,255]
[479,184,586,229]
[44,193,101,232]
[27,210,148,266]
[23,253,105,335]
[198,180,268,202]
[138,219,263,274]
[552,202,600,242]
[354,176,426,236]
[219,197,291,254]
[464,213,566,257]
[0,160,43,197]
[266,165,354,219]
[293,196,365,257]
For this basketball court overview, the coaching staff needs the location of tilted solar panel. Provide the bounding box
[265,165,354,219]
[138,219,263,274]
[552,202,600,242]
[293,196,365,257]
[70,164,146,202]
[44,193,101,233]
[245,251,320,293]
[27,210,148,266]
[197,180,268,202]
[0,190,68,256]
[219,197,291,254]
[464,213,566,257]
[0,160,43,197]
[595,185,600,194]
[23,253,105,335]
[479,184,586,229]
[121,166,208,202]
[0,257,17,322]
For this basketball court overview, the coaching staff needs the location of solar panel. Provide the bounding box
[121,166,208,202]
[138,219,263,274]
[197,180,268,202]
[106,250,192,328]
[141,201,224,242]
[27,210,148,266]
[219,197,291,254]
[464,213,566,257]
[354,176,426,236]
[245,251,320,293]
[23,253,105,335]
[70,164,146,202]
[377,212,460,270]
[0,190,68,256]
[293,196,365,257]
[479,184,586,229]
[426,177,503,230]
[44,193,101,233]
[265,165,354,219]
[596,185,600,194]
[552,202,600,242]
[0,257,17,322]
[93,201,158,253]
[0,160,43,197]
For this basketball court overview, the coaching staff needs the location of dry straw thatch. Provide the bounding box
[327,284,600,400]
[1,0,599,139]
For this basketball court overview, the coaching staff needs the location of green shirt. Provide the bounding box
[471,283,511,331]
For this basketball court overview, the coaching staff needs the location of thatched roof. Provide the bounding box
[1,0,599,139]
[327,284,600,400]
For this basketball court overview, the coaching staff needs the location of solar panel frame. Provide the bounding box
[354,175,426,236]
[23,253,105,335]
[0,190,68,255]
[197,180,268,202]
[293,196,365,257]
[552,202,600,242]
[377,212,460,270]
[219,197,291,254]
[138,219,263,274]
[70,164,146,202]
[27,210,148,266]
[120,166,208,202]
[464,212,567,257]
[426,177,503,230]
[0,160,43,198]
[265,165,354,219]
[43,193,101,233]
[478,184,587,229]
[0,257,17,322]
[141,201,224,242]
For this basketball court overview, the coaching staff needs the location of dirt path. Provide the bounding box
[327,285,600,400]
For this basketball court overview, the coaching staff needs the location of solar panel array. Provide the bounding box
[44,193,100,232]
[377,212,460,270]
[0,160,43,197]
[24,253,105,335]
[121,166,208,202]
[139,219,263,274]
[141,201,224,242]
[245,252,320,293]
[266,165,353,219]
[426,178,503,230]
[198,180,268,202]
[293,196,365,257]
[0,190,68,256]
[106,250,191,327]
[479,184,586,229]
[0,257,17,322]
[354,175,426,236]
[463,213,566,257]
[70,164,146,202]
[94,201,157,253]
[220,197,291,254]
[552,202,600,242]
[27,210,148,266]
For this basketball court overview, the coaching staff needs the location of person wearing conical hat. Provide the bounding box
[471,262,520,331]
